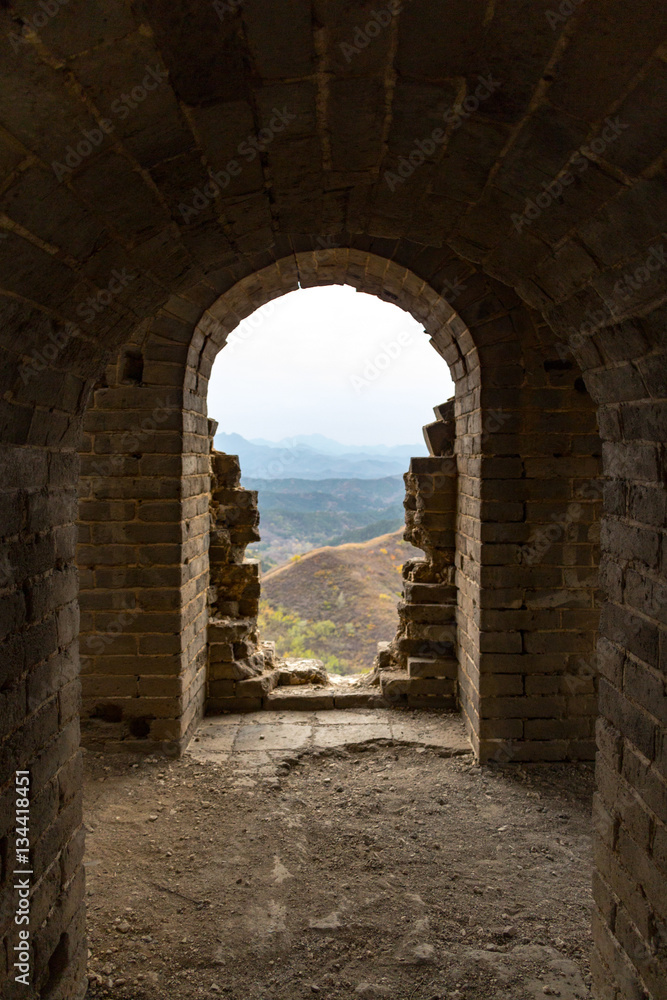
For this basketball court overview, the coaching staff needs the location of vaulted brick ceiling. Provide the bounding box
[0,0,666,385]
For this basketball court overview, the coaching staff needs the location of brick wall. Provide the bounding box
[570,311,667,1000]
[449,289,602,763]
[0,379,88,996]
[473,344,602,763]
[0,444,87,1000]
[78,336,211,754]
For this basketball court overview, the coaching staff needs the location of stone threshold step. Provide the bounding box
[379,670,458,710]
[263,686,388,711]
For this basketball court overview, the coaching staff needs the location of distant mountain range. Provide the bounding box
[213,432,424,480]
[250,434,423,458]
[241,475,407,571]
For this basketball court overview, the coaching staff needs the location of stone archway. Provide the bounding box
[0,4,664,994]
[77,250,478,749]
[78,247,602,767]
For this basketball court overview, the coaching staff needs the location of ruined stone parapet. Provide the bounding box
[207,450,272,711]
[403,455,457,572]
[374,401,459,710]
[422,398,455,458]
[209,450,261,575]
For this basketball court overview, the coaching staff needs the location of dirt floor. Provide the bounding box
[83,710,594,1000]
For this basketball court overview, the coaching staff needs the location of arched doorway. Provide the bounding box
[77,249,602,765]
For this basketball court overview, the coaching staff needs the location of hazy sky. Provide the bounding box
[207,285,454,447]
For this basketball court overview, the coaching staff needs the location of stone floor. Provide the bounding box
[84,707,595,1000]
[187,708,470,771]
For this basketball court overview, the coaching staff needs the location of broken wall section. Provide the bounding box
[207,450,275,712]
[376,401,459,710]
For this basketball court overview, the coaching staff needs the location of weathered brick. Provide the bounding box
[600,603,659,669]
[1,40,666,999]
